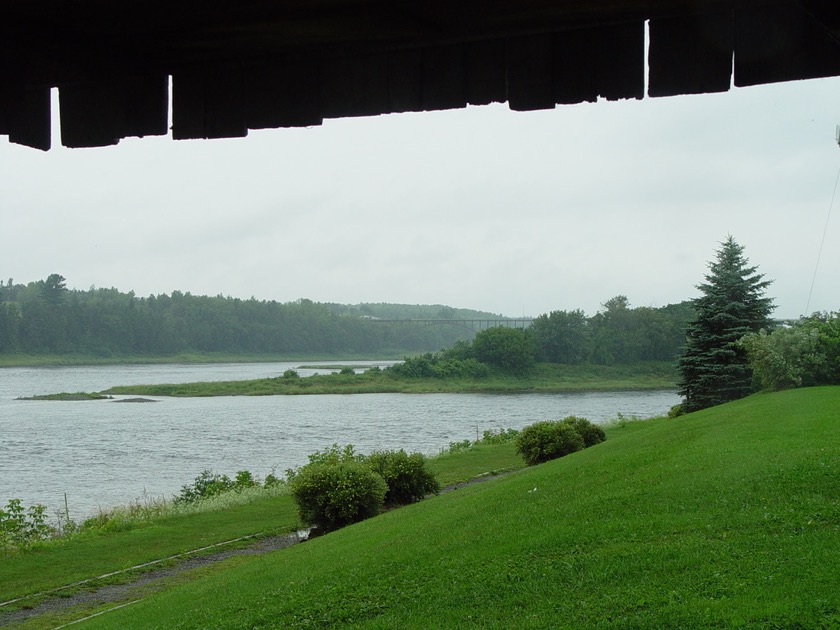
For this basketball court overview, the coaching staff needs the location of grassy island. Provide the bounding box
[100,362,677,397]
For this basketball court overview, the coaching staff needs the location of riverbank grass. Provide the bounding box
[72,387,840,628]
[0,439,525,608]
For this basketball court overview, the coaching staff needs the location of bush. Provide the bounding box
[479,428,519,445]
[288,461,387,531]
[515,420,585,466]
[367,449,440,505]
[561,416,606,448]
[174,469,262,504]
[1,499,53,551]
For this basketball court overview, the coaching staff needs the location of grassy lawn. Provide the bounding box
[49,386,840,629]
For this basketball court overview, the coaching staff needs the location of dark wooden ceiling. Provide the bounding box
[2,0,839,150]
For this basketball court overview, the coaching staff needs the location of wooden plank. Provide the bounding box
[593,21,645,101]
[649,12,733,97]
[244,60,323,129]
[552,22,644,104]
[735,3,840,87]
[388,49,423,113]
[465,39,507,106]
[59,74,168,148]
[320,53,390,118]
[422,44,466,111]
[172,65,247,140]
[0,84,51,151]
[507,34,554,111]
[553,29,598,105]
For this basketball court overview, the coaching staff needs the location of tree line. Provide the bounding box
[0,274,695,363]
[0,275,475,356]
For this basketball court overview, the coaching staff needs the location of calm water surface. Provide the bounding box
[0,362,680,518]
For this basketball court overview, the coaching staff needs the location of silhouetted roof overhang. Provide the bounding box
[2,0,839,150]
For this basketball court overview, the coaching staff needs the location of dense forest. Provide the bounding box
[0,275,694,363]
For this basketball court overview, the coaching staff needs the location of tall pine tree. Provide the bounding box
[678,236,774,412]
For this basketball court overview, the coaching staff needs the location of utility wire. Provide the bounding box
[805,161,839,315]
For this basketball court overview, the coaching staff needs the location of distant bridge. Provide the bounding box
[366,318,534,333]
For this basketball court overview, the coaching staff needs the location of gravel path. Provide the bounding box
[0,531,307,627]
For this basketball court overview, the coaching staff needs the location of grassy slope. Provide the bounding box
[0,497,301,604]
[79,387,840,629]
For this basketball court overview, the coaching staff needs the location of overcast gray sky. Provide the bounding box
[2,76,839,319]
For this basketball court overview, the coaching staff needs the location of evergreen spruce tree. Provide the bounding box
[678,236,774,412]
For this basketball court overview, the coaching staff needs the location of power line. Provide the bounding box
[805,156,839,315]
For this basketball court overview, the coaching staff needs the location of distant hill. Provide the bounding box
[324,303,508,320]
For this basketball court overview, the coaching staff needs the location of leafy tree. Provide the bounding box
[677,236,774,412]
[471,326,535,374]
[39,273,68,306]
[740,313,840,390]
[529,309,590,364]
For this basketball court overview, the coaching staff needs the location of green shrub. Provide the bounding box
[289,461,387,532]
[295,443,365,470]
[0,499,53,551]
[561,416,606,448]
[515,420,585,466]
[479,428,519,445]
[367,449,440,506]
[175,469,262,504]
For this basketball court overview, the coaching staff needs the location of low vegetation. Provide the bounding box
[515,416,606,465]
[16,392,113,401]
[99,361,677,397]
[286,444,440,532]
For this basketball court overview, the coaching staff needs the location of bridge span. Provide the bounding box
[367,318,534,333]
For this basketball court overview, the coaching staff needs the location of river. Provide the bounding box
[0,362,680,519]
